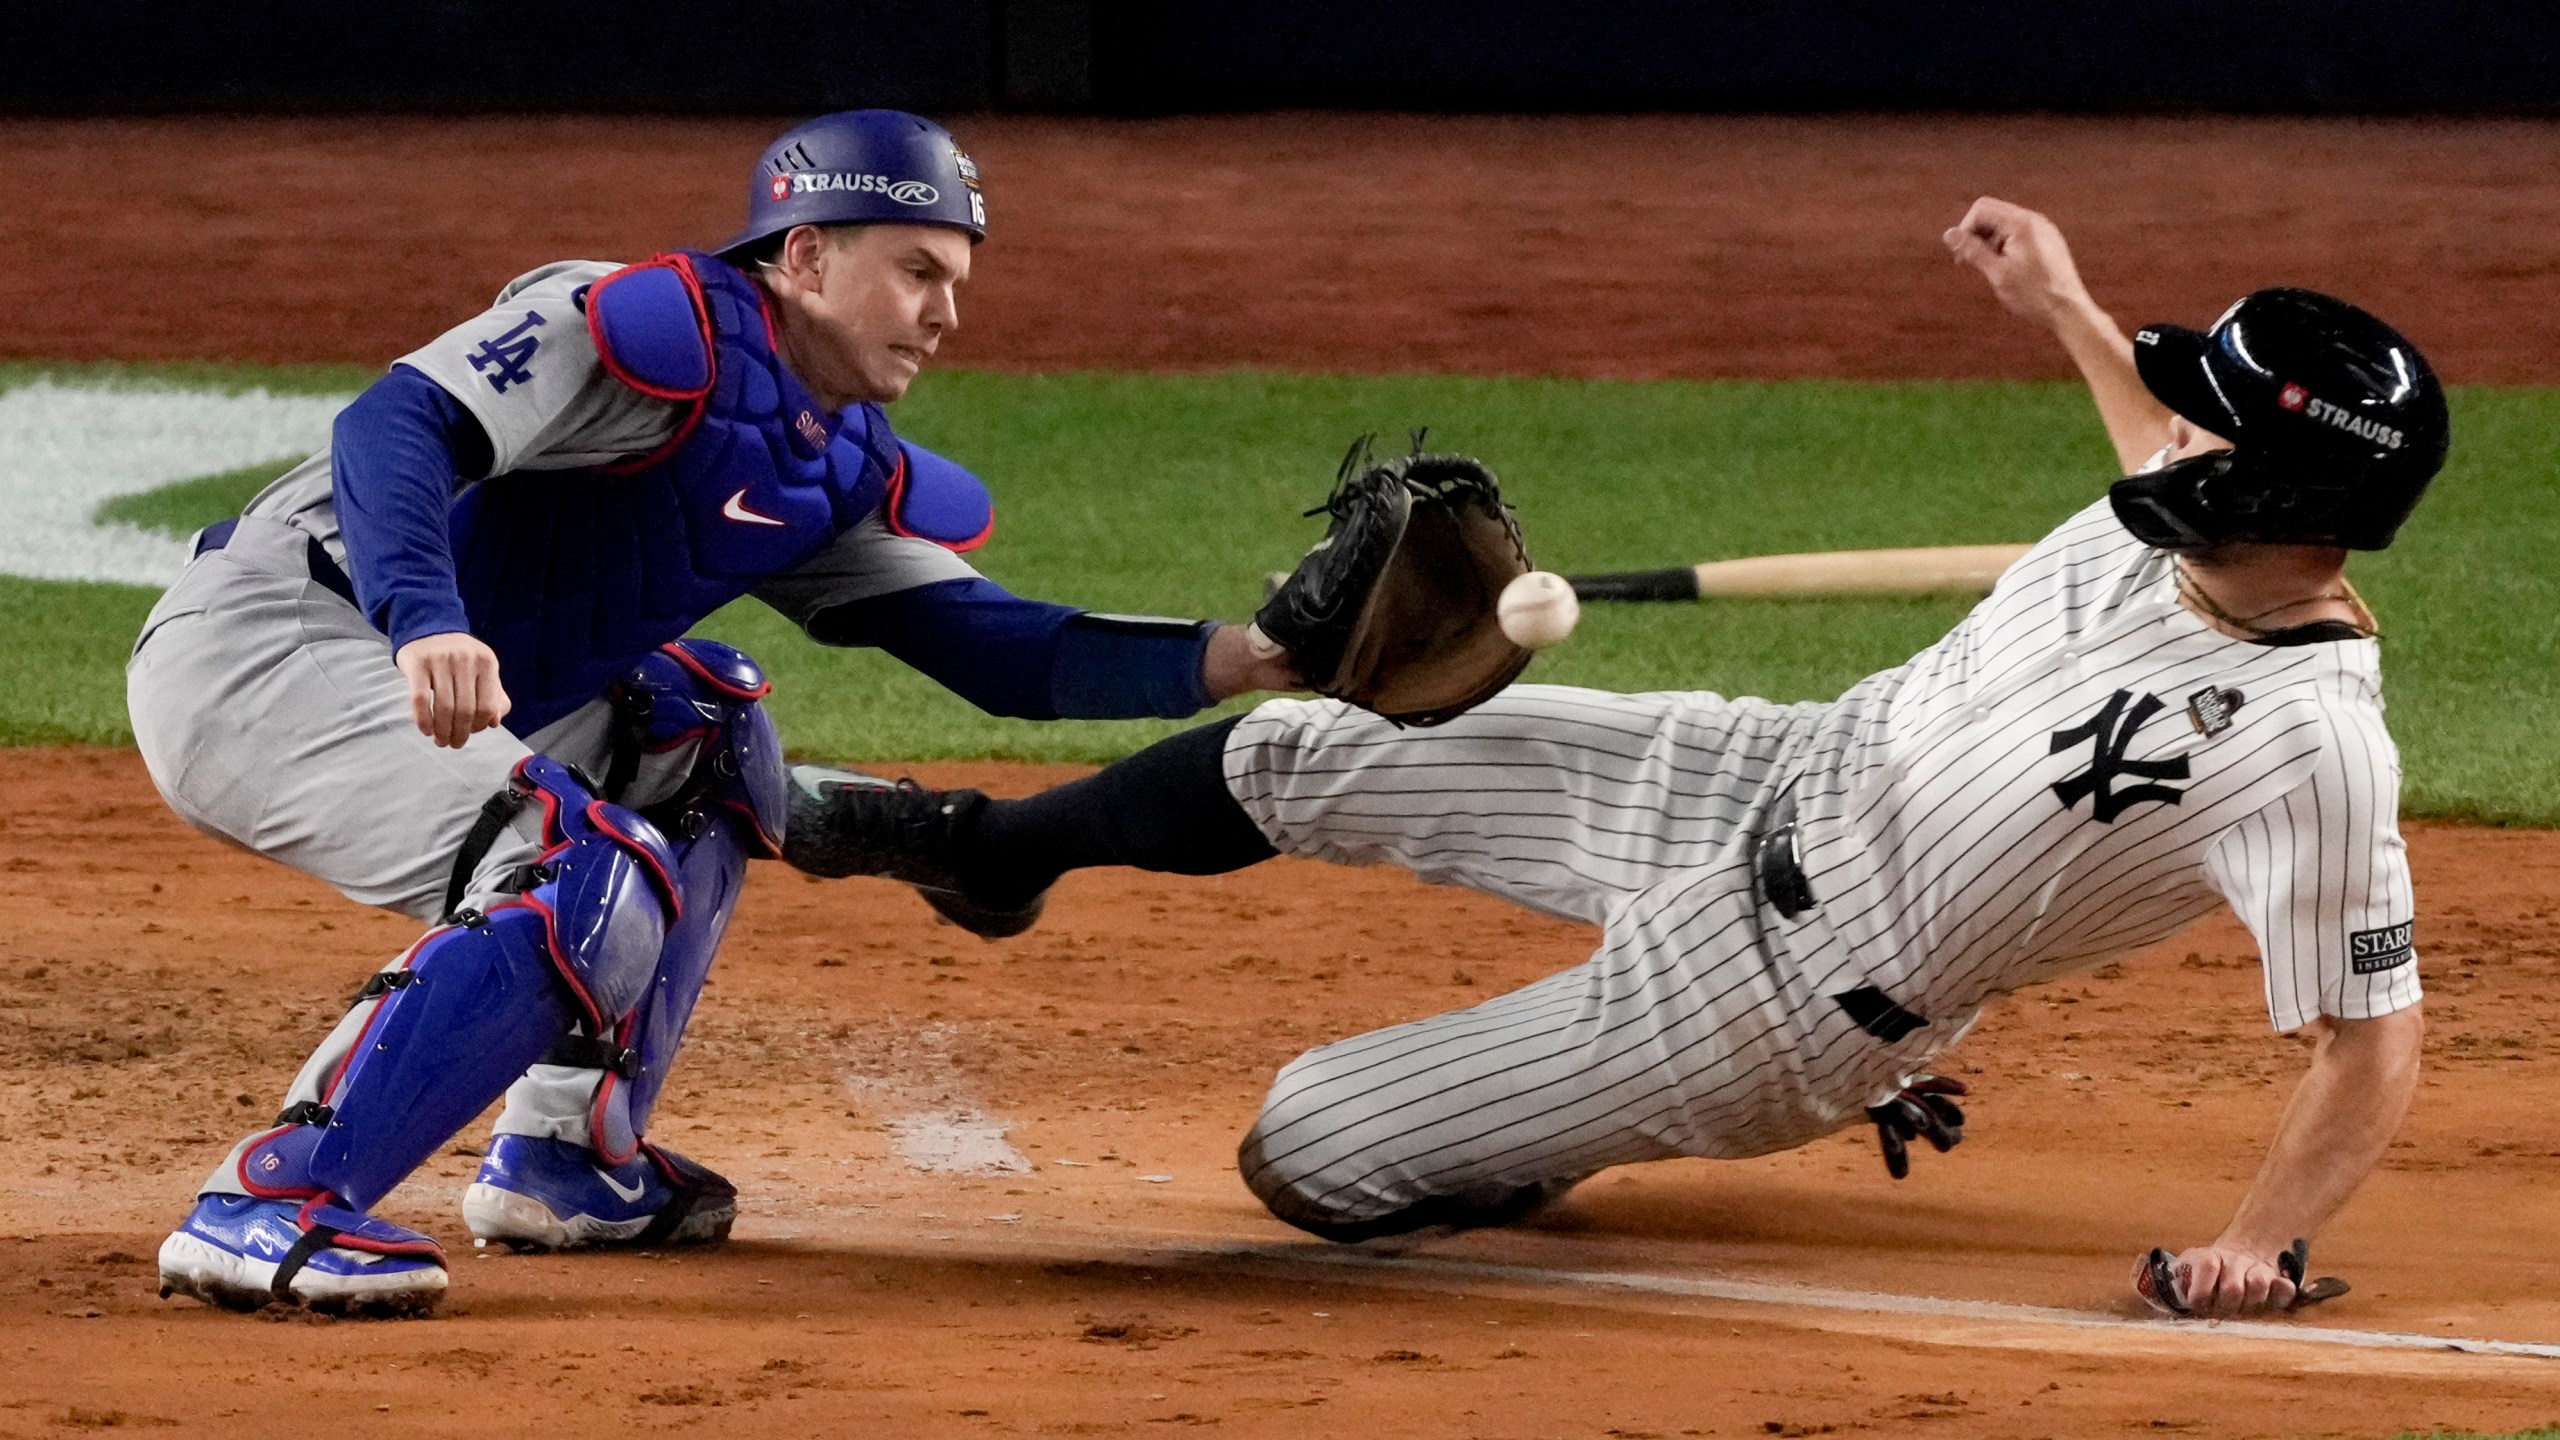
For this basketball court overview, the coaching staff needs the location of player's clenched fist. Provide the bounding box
[1942,197,2094,325]
[2151,1242,2299,1317]
[395,632,511,749]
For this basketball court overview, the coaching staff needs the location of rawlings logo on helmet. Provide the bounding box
[885,180,939,206]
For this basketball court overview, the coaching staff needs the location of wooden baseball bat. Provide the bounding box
[1567,543,2032,602]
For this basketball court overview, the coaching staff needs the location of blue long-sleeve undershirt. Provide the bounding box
[331,364,493,651]
[805,579,1217,720]
[327,366,1215,721]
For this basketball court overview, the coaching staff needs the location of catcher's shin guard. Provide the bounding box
[235,756,679,1215]
[544,639,780,1162]
[583,813,749,1162]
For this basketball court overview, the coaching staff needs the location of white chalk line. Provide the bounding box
[1263,1246,2560,1361]
[800,1218,2560,1364]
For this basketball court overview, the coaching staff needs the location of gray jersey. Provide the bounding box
[1222,499,2417,1229]
[241,259,978,623]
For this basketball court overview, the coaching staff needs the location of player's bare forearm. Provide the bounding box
[2046,298,2179,474]
[2222,1007,2422,1251]
[2171,1006,2423,1314]
[1200,621,1303,700]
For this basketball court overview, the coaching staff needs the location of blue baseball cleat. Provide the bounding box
[461,1135,737,1251]
[157,1194,447,1317]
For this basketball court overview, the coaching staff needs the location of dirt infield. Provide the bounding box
[6,113,2560,382]
[7,112,2560,1435]
[4,748,2560,1437]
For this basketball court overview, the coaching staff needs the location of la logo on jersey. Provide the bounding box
[2049,690,2191,822]
[466,312,547,394]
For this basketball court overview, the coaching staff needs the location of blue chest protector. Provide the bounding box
[447,250,992,735]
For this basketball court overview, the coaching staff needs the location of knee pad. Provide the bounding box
[241,758,680,1212]
[605,640,787,857]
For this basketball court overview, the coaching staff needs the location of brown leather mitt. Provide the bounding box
[1249,436,1534,726]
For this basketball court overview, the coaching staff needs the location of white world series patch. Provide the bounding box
[2349,920,2415,974]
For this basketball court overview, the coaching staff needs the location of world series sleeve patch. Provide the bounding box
[2349,920,2415,974]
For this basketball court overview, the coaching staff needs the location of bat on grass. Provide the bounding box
[1567,544,2032,602]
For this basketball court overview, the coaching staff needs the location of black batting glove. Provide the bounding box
[1865,1074,1968,1179]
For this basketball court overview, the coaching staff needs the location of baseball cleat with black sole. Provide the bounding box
[781,764,1047,939]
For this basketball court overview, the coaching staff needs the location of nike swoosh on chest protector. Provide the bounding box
[722,489,787,526]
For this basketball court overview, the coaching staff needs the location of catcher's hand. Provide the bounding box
[1249,434,1533,726]
[1865,1074,1967,1179]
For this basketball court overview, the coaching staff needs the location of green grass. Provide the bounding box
[94,457,306,536]
[7,362,2555,825]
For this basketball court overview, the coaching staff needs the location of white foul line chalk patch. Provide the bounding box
[883,1109,1035,1176]
[1263,1246,2560,1362]
[811,1218,2560,1367]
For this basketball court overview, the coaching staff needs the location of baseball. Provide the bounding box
[1497,570,1580,649]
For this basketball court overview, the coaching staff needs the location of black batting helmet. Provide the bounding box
[2110,288,2449,551]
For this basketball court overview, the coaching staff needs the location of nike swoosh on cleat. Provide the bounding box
[595,1168,649,1203]
[722,489,786,526]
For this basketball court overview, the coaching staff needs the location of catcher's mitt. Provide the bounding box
[1250,435,1533,726]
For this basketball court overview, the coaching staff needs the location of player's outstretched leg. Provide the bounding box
[158,757,683,1315]
[782,715,1275,936]
[462,641,785,1252]
[785,686,1794,936]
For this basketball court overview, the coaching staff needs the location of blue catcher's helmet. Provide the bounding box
[714,110,985,258]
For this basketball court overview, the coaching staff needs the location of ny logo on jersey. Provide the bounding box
[466,311,548,394]
[2049,689,2191,823]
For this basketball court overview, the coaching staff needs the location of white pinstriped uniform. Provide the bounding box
[1222,498,2419,1227]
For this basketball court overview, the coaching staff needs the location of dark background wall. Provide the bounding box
[6,1,2558,114]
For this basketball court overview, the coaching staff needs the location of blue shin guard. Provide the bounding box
[584,815,748,1162]
[236,756,679,1216]
[573,640,781,1162]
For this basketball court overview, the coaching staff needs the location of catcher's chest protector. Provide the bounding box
[447,251,970,735]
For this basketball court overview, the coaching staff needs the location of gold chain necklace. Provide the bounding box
[2174,565,2377,639]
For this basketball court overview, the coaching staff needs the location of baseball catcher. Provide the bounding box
[137,110,1299,1317]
